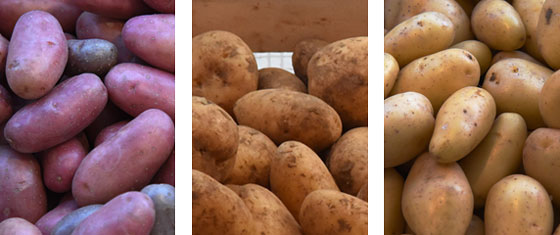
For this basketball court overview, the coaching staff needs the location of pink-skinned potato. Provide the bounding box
[144,0,174,13]
[51,204,102,235]
[40,137,87,193]
[72,109,174,206]
[0,218,41,235]
[4,73,108,153]
[94,120,128,146]
[152,150,175,186]
[35,197,78,235]
[105,63,175,120]
[71,192,155,235]
[0,146,46,223]
[6,10,68,100]
[122,14,175,72]
[72,0,152,20]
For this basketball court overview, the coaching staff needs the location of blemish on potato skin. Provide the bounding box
[337,219,352,232]
[546,8,553,25]
[489,73,496,82]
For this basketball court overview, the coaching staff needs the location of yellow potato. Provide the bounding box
[327,127,367,195]
[490,50,544,66]
[451,40,492,74]
[539,70,560,128]
[536,0,560,69]
[485,174,553,235]
[390,48,480,112]
[471,0,526,51]
[385,168,404,235]
[429,87,496,163]
[482,58,552,129]
[384,92,434,168]
[459,113,527,208]
[402,153,473,235]
[385,12,455,67]
[465,215,484,235]
[384,53,399,98]
[513,0,546,62]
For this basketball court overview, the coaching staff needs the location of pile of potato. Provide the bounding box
[192,31,368,234]
[385,0,560,234]
[0,0,175,234]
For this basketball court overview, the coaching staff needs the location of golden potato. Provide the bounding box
[465,215,484,235]
[536,0,560,69]
[491,50,544,66]
[451,40,492,73]
[539,70,560,128]
[385,168,404,235]
[291,39,328,84]
[327,127,367,195]
[513,0,546,62]
[471,0,526,50]
[257,68,306,93]
[384,53,399,98]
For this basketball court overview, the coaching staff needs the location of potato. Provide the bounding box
[141,184,174,235]
[72,192,155,234]
[482,58,552,129]
[192,96,238,182]
[384,12,455,67]
[0,34,7,77]
[459,113,527,208]
[384,92,434,167]
[234,89,342,153]
[396,0,473,44]
[328,127,367,195]
[430,86,496,163]
[4,73,107,153]
[192,170,257,235]
[357,182,367,202]
[5,10,68,99]
[0,85,13,124]
[471,0,526,51]
[465,215,484,235]
[193,30,258,115]
[143,0,174,13]
[0,146,46,223]
[491,50,544,66]
[385,168,404,235]
[0,218,41,235]
[257,68,306,93]
[105,63,175,120]
[485,174,553,235]
[227,184,302,235]
[384,0,402,30]
[51,204,102,235]
[536,0,560,69]
[451,40,492,74]
[402,152,473,235]
[384,53,399,98]
[291,39,328,84]
[306,36,367,128]
[94,120,128,146]
[389,49,480,112]
[152,150,175,186]
[72,0,151,20]
[40,137,87,193]
[65,39,118,77]
[299,190,368,235]
[35,198,78,235]
[122,14,174,72]
[224,126,275,187]
[539,70,560,128]
[513,0,546,62]
[270,141,339,220]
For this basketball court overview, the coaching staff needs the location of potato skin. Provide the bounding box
[51,204,102,235]
[73,0,152,20]
[257,68,306,93]
[291,39,328,84]
[234,89,342,153]
[40,137,87,193]
[4,73,107,153]
[459,113,527,208]
[451,40,492,74]
[471,0,526,51]
[430,86,496,163]
[539,70,560,128]
[0,218,42,235]
[385,169,404,235]
[122,14,174,72]
[6,10,68,99]
[513,0,546,62]
[72,109,174,206]
[270,141,339,220]
[35,198,78,235]
[328,127,367,195]
[143,0,174,13]
[93,120,128,146]
[385,12,455,66]
[299,190,368,235]
[384,92,434,168]
[402,152,473,235]
[485,174,553,235]
[72,192,155,235]
[491,50,544,65]
[536,0,560,69]
[0,146,46,223]
[384,53,399,98]
[141,184,174,235]
[482,58,552,129]
[105,63,175,120]
[65,39,118,77]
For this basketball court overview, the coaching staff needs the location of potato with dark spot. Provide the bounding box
[299,190,368,235]
[0,218,41,235]
[384,53,399,98]
[65,39,117,77]
[291,39,328,84]
[513,0,546,62]
[193,30,258,115]
[451,40,492,73]
[472,0,526,51]
[491,50,544,65]
[51,204,102,235]
[385,168,404,235]
[141,184,174,235]
[536,0,560,69]
[257,68,306,93]
[327,127,367,195]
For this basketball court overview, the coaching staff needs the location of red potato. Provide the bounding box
[105,63,175,120]
[0,34,7,77]
[94,120,128,146]
[0,218,41,235]
[122,14,175,72]
[144,0,175,13]
[35,198,78,235]
[5,10,68,100]
[72,109,174,206]
[73,0,152,20]
[71,192,155,235]
[152,150,175,186]
[84,101,131,145]
[4,73,107,153]
[40,137,88,193]
[0,146,46,223]
[0,85,13,124]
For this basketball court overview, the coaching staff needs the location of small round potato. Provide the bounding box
[385,168,404,235]
[451,40,492,73]
[291,39,328,84]
[327,127,367,195]
[465,215,484,235]
[490,50,544,66]
[539,70,560,128]
[513,0,546,62]
[536,0,560,69]
[257,68,306,93]
[384,53,399,98]
[471,0,526,51]
[65,39,118,77]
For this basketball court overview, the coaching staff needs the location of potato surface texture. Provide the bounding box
[0,218,41,235]
[536,0,560,69]
[51,204,102,235]
[539,70,560,128]
[471,0,526,51]
[328,127,367,195]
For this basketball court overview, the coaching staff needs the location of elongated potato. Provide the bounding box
[234,89,342,153]
[402,152,473,235]
[385,168,404,235]
[472,0,526,51]
[72,0,152,20]
[540,70,560,128]
[459,113,527,208]
[299,190,368,235]
[270,141,339,220]
[51,204,102,235]
[257,68,306,93]
[41,137,87,193]
[482,58,552,129]
[485,174,553,235]
[491,50,544,65]
[451,40,492,73]
[536,0,560,69]
[430,86,496,163]
[384,53,399,98]
[141,184,174,235]
[291,39,328,84]
[328,127,367,195]
[385,12,455,66]
[389,49,480,112]
[513,0,546,62]
[0,218,41,235]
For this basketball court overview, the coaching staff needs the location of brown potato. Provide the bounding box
[327,127,367,195]
[356,182,367,202]
[513,0,546,62]
[451,40,492,73]
[491,50,543,65]
[539,70,560,128]
[471,0,526,50]
[257,68,306,93]
[536,0,560,69]
[291,39,328,84]
[385,168,404,235]
[65,39,117,77]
